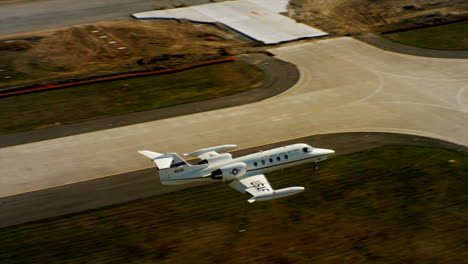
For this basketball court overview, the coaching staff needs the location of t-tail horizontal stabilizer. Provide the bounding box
[247,187,305,203]
[138,150,173,169]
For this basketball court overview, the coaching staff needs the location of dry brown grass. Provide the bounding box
[289,0,468,34]
[0,20,250,89]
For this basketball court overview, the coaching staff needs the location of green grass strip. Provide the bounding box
[0,61,264,135]
[383,20,468,50]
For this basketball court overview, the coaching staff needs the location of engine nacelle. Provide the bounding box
[210,162,247,181]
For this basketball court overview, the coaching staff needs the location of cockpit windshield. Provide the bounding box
[303,147,312,153]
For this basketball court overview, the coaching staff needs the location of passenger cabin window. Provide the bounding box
[277,156,281,161]
[284,154,288,159]
[303,147,312,153]
[261,160,266,165]
[254,161,258,167]
[269,158,273,163]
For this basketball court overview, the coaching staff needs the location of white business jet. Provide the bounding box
[139,144,334,203]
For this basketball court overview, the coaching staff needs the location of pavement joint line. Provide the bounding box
[351,101,462,113]
[352,70,384,104]
[380,70,468,81]
[320,128,465,147]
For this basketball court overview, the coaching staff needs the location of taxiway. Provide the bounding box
[0,37,467,199]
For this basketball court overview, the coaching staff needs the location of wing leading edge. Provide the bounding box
[229,174,304,203]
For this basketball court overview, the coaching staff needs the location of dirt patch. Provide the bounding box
[288,0,468,35]
[0,20,252,90]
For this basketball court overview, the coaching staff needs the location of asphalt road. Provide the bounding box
[0,0,223,35]
[0,0,150,35]
[1,37,467,199]
[0,0,222,36]
[1,132,464,228]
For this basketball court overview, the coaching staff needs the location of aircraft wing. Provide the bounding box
[185,144,236,160]
[230,174,274,197]
[229,174,305,203]
[197,151,220,160]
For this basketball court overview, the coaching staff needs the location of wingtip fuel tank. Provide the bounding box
[247,186,305,203]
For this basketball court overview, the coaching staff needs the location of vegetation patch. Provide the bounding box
[0,146,466,263]
[0,61,264,135]
[382,20,468,50]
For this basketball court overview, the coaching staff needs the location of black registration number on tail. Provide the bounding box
[174,168,184,173]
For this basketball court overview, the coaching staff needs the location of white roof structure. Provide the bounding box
[132,0,328,44]
[247,0,289,13]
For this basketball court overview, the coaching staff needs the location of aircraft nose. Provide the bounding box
[315,148,335,156]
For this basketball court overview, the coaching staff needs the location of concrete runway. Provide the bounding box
[1,37,467,199]
[1,132,464,228]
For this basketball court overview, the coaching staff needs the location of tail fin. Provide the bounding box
[138,150,196,184]
[138,150,171,169]
[138,150,192,169]
[138,150,193,172]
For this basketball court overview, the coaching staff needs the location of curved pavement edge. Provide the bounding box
[0,53,299,148]
[357,33,468,59]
